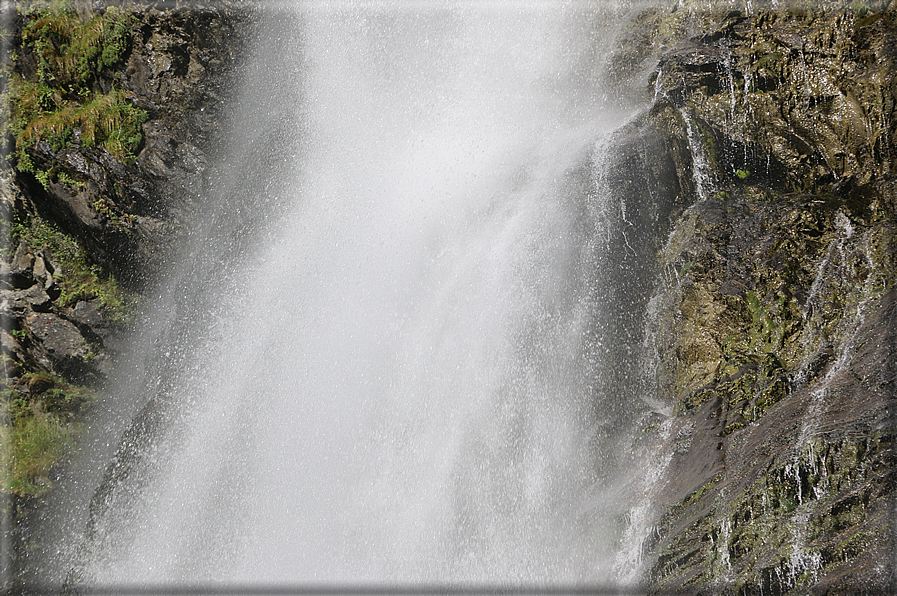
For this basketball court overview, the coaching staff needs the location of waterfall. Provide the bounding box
[30,2,672,589]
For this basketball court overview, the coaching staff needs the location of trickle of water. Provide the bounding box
[802,211,855,320]
[680,108,716,201]
[725,50,737,123]
[611,417,675,582]
[652,65,667,105]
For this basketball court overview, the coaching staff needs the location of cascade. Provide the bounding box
[28,2,675,589]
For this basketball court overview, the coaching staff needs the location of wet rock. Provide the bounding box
[68,298,123,355]
[9,242,36,289]
[24,311,99,383]
[651,3,897,194]
[648,289,896,594]
[2,285,53,313]
[622,2,897,593]
[654,42,732,107]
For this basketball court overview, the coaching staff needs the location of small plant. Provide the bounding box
[34,168,51,190]
[735,168,751,180]
[10,77,147,160]
[1,373,96,495]
[57,171,84,190]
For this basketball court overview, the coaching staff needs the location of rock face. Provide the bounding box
[605,1,897,593]
[11,2,248,288]
[0,0,250,585]
[2,0,895,593]
[2,0,249,429]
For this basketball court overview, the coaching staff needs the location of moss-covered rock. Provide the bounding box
[616,1,897,593]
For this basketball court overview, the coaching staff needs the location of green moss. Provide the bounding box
[686,474,723,506]
[5,2,146,167]
[1,411,71,495]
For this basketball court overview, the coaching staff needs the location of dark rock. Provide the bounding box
[0,260,12,290]
[12,241,33,272]
[655,42,732,106]
[2,285,53,313]
[69,299,108,335]
[0,334,24,378]
[24,311,102,383]
[21,142,167,288]
[68,298,123,355]
[25,372,55,395]
[9,242,36,289]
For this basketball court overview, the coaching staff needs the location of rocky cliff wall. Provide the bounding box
[1,0,250,585]
[1,0,894,593]
[607,1,896,593]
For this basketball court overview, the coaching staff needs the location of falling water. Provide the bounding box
[29,1,673,589]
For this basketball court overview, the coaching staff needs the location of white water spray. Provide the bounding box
[34,2,672,589]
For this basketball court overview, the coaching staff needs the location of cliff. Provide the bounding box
[0,0,249,583]
[606,1,896,592]
[1,0,895,593]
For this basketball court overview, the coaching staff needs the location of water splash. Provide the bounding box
[611,417,675,583]
[32,3,672,590]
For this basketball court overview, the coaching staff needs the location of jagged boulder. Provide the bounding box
[25,311,96,382]
[21,141,161,287]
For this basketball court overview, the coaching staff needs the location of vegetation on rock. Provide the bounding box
[2,0,247,586]
[4,2,147,166]
[11,213,138,319]
[624,1,897,593]
[1,2,144,511]
[1,372,94,496]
